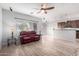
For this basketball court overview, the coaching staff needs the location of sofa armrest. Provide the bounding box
[36,34,41,36]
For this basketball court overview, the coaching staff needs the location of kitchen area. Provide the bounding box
[53,20,79,42]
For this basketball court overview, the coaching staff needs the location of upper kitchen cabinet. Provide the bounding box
[57,20,79,28]
[58,22,65,28]
[76,20,79,28]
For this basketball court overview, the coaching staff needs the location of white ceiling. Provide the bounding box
[1,3,79,22]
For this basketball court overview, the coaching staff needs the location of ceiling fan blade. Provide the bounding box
[37,10,42,14]
[30,8,40,14]
[33,8,40,10]
[46,7,55,10]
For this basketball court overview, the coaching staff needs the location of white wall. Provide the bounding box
[0,6,2,49]
[2,9,42,46]
[46,21,57,35]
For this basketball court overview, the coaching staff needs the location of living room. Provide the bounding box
[0,3,79,56]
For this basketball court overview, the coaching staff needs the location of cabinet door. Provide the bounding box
[76,20,79,28]
[76,31,79,39]
[58,23,62,28]
[58,22,65,28]
[71,21,77,28]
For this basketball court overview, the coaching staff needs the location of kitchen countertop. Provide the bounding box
[53,28,79,30]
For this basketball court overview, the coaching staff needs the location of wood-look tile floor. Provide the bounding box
[0,35,79,56]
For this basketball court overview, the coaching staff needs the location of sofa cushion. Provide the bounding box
[23,37,30,39]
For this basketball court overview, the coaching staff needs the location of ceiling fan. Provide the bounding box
[31,3,55,14]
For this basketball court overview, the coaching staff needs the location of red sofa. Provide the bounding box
[20,31,40,44]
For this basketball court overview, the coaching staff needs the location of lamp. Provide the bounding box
[10,26,15,39]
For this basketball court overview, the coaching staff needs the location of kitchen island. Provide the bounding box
[53,28,79,42]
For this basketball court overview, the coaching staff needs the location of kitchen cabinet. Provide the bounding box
[76,20,79,28]
[76,30,79,39]
[58,20,79,28]
[58,22,65,28]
